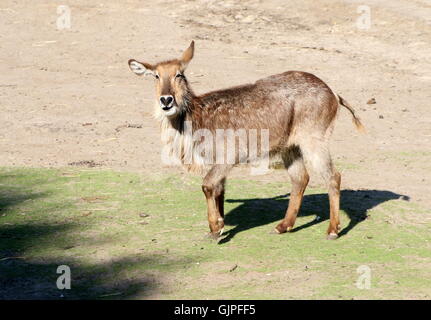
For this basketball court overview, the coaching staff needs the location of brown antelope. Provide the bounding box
[128,41,364,240]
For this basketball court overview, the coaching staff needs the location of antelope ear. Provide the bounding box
[128,59,155,76]
[180,41,194,69]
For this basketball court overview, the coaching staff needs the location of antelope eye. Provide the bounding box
[155,74,160,79]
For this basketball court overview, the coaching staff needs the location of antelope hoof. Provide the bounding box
[207,233,220,240]
[205,228,224,241]
[272,225,287,234]
[326,233,339,240]
[273,223,294,234]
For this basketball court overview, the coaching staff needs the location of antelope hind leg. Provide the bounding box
[275,159,309,234]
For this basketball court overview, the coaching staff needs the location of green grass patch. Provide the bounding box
[0,167,430,299]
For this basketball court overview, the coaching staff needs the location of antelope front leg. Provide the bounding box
[202,184,224,239]
[202,165,231,239]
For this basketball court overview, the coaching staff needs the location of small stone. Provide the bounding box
[229,264,238,272]
[367,98,376,104]
[241,15,256,24]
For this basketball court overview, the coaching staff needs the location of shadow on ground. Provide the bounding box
[0,172,189,299]
[220,189,409,244]
[0,222,180,299]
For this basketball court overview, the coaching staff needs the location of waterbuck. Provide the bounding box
[128,41,364,240]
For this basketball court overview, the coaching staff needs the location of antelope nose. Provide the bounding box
[160,95,174,108]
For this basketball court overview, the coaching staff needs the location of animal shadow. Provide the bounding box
[219,189,409,244]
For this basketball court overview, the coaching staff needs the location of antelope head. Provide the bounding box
[128,41,195,119]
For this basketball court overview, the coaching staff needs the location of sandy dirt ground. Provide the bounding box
[1,0,430,211]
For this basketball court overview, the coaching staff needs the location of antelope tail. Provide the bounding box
[337,94,365,133]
